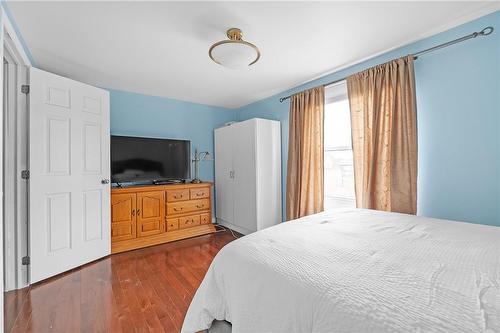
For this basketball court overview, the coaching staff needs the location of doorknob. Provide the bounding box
[101,179,110,184]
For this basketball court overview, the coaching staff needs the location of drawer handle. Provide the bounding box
[174,207,183,212]
[196,193,204,197]
[196,205,204,209]
[174,194,183,199]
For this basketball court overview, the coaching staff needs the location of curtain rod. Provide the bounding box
[279,26,494,103]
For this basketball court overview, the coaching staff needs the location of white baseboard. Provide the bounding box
[215,219,252,236]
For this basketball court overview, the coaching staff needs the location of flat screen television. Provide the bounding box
[111,135,190,184]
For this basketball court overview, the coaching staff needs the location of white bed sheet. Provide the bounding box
[182,209,500,333]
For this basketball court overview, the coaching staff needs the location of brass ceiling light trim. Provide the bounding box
[209,28,261,68]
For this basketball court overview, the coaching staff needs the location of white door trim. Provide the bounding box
[3,46,29,291]
[0,6,32,329]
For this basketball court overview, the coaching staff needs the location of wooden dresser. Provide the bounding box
[110,182,215,253]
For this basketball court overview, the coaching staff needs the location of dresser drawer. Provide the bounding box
[190,187,210,200]
[166,189,190,202]
[166,199,210,215]
[179,215,201,229]
[200,213,211,225]
[166,218,179,231]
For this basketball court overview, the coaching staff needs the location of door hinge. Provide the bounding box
[21,84,30,94]
[22,256,30,265]
[21,169,30,180]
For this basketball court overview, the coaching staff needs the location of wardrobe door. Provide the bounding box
[255,119,282,229]
[215,126,234,224]
[232,120,257,233]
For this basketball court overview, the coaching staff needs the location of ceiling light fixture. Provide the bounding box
[209,28,260,69]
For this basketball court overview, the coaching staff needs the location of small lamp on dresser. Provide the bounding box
[192,149,210,183]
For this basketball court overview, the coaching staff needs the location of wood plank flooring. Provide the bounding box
[4,230,237,333]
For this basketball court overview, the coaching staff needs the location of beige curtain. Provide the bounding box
[347,55,417,214]
[286,87,324,220]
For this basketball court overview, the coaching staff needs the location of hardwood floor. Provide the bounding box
[4,229,237,333]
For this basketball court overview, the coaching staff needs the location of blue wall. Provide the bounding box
[8,1,498,226]
[237,11,500,226]
[110,89,235,186]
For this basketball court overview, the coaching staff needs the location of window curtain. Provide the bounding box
[286,86,325,220]
[347,55,417,214]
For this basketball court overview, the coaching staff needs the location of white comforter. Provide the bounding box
[182,209,500,333]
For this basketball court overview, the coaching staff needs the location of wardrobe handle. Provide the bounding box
[137,209,141,216]
[132,209,135,216]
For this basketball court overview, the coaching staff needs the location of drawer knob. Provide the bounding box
[196,205,204,208]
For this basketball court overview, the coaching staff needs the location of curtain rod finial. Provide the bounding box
[480,26,494,36]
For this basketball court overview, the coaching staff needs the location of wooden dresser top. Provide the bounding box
[111,182,213,194]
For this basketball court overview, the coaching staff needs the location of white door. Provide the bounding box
[29,68,110,283]
[215,125,234,224]
[232,120,257,233]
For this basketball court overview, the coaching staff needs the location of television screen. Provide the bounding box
[111,135,190,184]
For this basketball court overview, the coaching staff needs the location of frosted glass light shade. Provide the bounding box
[209,41,260,69]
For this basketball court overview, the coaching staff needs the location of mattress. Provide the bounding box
[182,209,500,333]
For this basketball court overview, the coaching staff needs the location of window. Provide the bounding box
[324,82,356,210]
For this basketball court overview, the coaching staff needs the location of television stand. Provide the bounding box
[111,182,214,254]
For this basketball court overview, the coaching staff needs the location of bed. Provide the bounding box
[182,209,500,333]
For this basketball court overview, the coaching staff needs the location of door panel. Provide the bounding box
[111,193,136,242]
[83,189,103,241]
[46,192,71,252]
[137,191,164,237]
[232,121,257,233]
[82,122,102,174]
[215,126,234,224]
[29,68,111,283]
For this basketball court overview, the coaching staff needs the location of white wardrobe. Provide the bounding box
[215,118,282,235]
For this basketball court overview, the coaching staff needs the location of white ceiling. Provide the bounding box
[7,1,499,109]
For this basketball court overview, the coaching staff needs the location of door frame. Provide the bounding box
[0,3,32,328]
[3,39,29,291]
